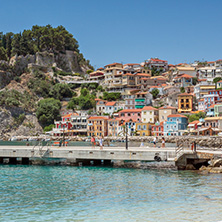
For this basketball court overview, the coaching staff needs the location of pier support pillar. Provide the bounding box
[9,157,17,164]
[0,157,3,164]
[22,158,29,165]
[103,160,112,166]
[93,160,102,166]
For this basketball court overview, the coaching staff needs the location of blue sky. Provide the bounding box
[0,0,221,69]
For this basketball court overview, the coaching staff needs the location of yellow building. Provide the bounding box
[178,93,193,113]
[87,116,109,137]
[135,122,152,136]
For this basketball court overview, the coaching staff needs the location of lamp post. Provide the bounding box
[121,119,132,150]
[60,121,68,146]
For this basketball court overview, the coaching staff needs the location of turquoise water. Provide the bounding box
[0,165,222,222]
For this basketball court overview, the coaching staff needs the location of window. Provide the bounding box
[138,125,141,130]
[144,111,146,115]
[142,133,145,136]
[143,125,146,130]
[144,118,146,122]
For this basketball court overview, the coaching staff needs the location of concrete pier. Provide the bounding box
[0,146,176,165]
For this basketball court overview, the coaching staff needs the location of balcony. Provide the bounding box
[135,98,145,102]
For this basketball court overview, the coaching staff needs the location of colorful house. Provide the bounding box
[178,93,193,113]
[87,116,109,137]
[158,106,177,122]
[135,122,152,136]
[141,106,158,123]
[151,122,164,136]
[164,114,188,136]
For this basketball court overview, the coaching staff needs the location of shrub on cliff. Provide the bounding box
[36,98,61,127]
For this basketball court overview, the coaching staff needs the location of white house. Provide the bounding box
[141,106,158,123]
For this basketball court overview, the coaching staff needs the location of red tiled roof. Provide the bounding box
[105,62,122,67]
[105,101,116,106]
[180,74,193,79]
[209,104,216,109]
[168,114,188,118]
[142,106,158,111]
[123,73,134,76]
[162,84,167,87]
[97,67,104,70]
[207,61,214,64]
[149,58,167,63]
[168,64,175,67]
[198,79,207,82]
[149,86,160,88]
[88,116,109,120]
[188,120,200,125]
[159,106,177,110]
[119,109,142,113]
[124,63,140,66]
[217,80,222,83]
[135,73,151,77]
[62,113,78,118]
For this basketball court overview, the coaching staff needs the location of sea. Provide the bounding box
[0,142,222,221]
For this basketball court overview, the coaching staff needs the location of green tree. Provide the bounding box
[180,87,185,93]
[150,88,159,99]
[188,112,206,123]
[0,47,7,60]
[36,98,61,127]
[213,77,222,84]
[49,83,72,100]
[103,92,121,101]
[192,77,198,85]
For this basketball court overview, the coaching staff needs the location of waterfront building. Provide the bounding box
[141,106,158,123]
[158,106,177,122]
[118,109,142,122]
[151,122,164,136]
[87,116,109,137]
[135,122,152,136]
[178,93,193,113]
[164,114,188,136]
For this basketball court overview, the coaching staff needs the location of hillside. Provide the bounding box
[0,25,93,139]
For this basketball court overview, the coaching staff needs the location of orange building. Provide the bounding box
[87,116,109,137]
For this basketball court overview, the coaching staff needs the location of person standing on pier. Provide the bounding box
[153,137,157,148]
[161,137,165,148]
[91,136,96,149]
[99,136,103,150]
